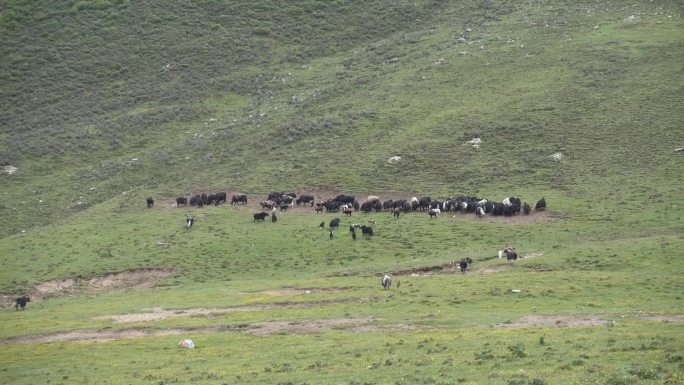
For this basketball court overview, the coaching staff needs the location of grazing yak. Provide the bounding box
[271,213,278,223]
[322,200,341,212]
[280,195,294,206]
[504,247,518,261]
[176,197,188,207]
[189,195,203,207]
[296,195,315,206]
[418,197,432,211]
[329,217,340,229]
[393,207,401,219]
[186,215,195,228]
[15,296,30,310]
[523,202,531,215]
[459,257,473,273]
[360,225,374,236]
[382,274,391,290]
[334,195,356,205]
[329,230,334,239]
[214,192,227,205]
[231,194,248,205]
[146,197,154,208]
[428,208,440,218]
[491,203,505,216]
[254,212,269,222]
[351,230,357,241]
[320,221,325,229]
[267,191,283,203]
[535,197,546,211]
[360,201,372,214]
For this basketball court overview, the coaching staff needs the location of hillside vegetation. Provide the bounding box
[1,0,682,236]
[0,1,683,384]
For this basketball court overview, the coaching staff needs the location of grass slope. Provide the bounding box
[0,0,683,384]
[0,0,682,236]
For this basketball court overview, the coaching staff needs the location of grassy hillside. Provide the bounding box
[0,1,683,384]
[1,0,682,237]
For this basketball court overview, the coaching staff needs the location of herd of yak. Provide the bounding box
[13,192,544,310]
[146,191,547,219]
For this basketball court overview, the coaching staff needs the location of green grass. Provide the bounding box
[0,0,683,384]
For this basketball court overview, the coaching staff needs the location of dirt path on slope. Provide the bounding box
[495,314,684,328]
[94,298,369,323]
[0,317,401,344]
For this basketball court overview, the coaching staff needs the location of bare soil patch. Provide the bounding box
[496,314,684,329]
[351,323,418,333]
[396,252,542,277]
[473,264,513,274]
[496,315,611,328]
[638,314,684,322]
[246,317,377,336]
[247,287,350,296]
[32,268,176,300]
[0,327,229,344]
[154,189,564,227]
[94,298,368,323]
[1,317,416,344]
[397,262,515,276]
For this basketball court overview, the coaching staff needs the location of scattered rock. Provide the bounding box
[178,339,195,349]
[3,165,18,175]
[387,156,402,164]
[465,138,482,148]
[550,152,564,161]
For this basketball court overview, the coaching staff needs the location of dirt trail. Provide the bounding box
[0,327,226,344]
[28,268,176,301]
[248,317,376,336]
[496,315,611,328]
[495,314,684,328]
[2,268,177,307]
[94,298,367,324]
[245,287,350,296]
[396,252,544,277]
[1,317,398,344]
[4,313,681,344]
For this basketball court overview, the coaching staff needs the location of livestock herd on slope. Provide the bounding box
[146,191,547,219]
[10,192,546,310]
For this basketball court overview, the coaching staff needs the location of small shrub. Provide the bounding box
[628,366,658,380]
[508,343,527,358]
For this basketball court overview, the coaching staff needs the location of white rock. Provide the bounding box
[388,156,402,164]
[3,165,18,175]
[465,138,482,148]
